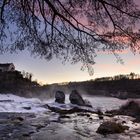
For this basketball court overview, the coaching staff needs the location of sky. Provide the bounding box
[0,49,140,84]
[0,0,140,84]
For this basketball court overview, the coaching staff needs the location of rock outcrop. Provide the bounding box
[46,103,95,114]
[96,121,129,135]
[69,90,85,106]
[55,91,65,104]
[106,100,140,122]
[69,90,92,107]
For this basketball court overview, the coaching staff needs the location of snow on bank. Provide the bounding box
[0,94,47,114]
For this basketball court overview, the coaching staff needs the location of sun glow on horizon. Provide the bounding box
[0,49,140,84]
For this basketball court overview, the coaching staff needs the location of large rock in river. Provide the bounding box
[69,90,85,106]
[69,90,92,107]
[96,121,129,135]
[55,91,65,104]
[106,100,140,122]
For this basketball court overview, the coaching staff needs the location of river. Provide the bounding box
[0,93,139,140]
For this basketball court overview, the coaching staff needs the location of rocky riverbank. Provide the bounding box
[0,110,140,140]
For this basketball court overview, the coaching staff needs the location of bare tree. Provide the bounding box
[129,72,135,79]
[29,73,33,81]
[0,0,140,74]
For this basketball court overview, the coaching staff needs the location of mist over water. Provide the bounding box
[35,84,128,111]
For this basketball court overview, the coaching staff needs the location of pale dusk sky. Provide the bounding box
[0,49,140,84]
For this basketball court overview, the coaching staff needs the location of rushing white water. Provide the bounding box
[81,95,127,111]
[0,94,47,113]
[0,93,127,113]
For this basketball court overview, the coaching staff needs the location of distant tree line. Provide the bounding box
[94,73,140,82]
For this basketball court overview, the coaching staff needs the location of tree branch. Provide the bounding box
[44,0,100,41]
[0,0,7,23]
[98,0,140,19]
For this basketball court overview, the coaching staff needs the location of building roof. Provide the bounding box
[0,63,14,67]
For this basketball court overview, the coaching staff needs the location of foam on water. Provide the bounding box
[0,94,47,113]
[0,93,127,114]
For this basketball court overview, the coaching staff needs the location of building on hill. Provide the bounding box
[0,63,15,72]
